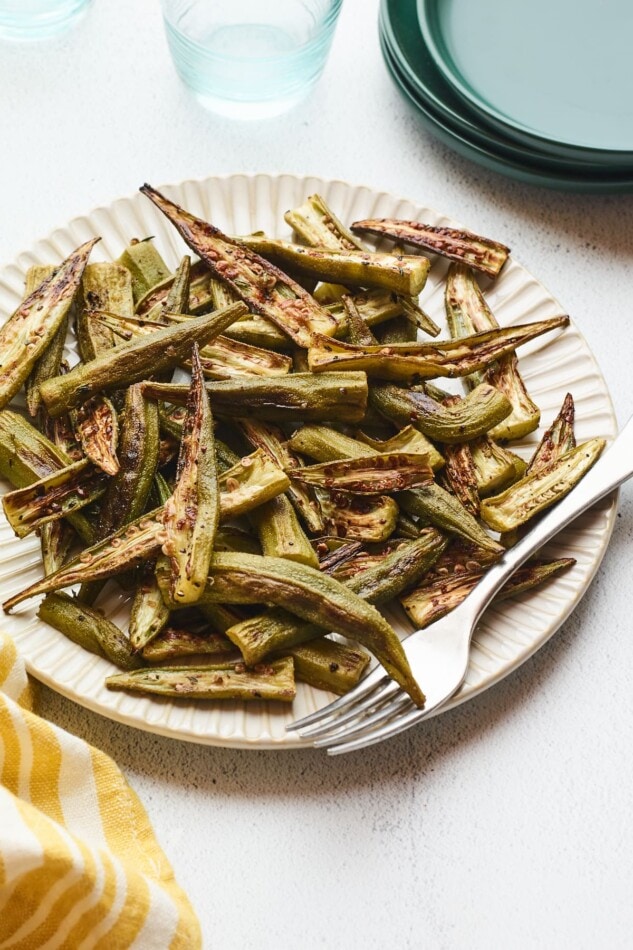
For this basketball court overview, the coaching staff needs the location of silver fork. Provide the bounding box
[288,415,633,754]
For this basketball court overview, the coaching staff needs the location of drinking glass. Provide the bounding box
[161,0,344,119]
[0,0,92,40]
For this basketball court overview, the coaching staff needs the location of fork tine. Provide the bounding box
[286,665,388,732]
[313,692,413,748]
[325,704,434,755]
[297,680,401,740]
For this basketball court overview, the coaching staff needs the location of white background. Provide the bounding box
[1,1,632,947]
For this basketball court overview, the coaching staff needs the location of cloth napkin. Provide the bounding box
[0,632,201,949]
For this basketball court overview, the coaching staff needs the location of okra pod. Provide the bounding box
[352,218,510,279]
[39,301,248,417]
[38,592,141,670]
[0,409,94,543]
[526,393,576,476]
[218,449,290,520]
[445,263,541,439]
[106,657,296,702]
[162,345,219,604]
[117,238,171,302]
[2,457,107,539]
[370,382,511,444]
[141,625,235,662]
[470,436,525,496]
[23,264,66,417]
[95,310,293,379]
[237,234,430,297]
[142,372,369,424]
[135,259,213,319]
[480,439,605,532]
[198,552,424,705]
[214,525,262,555]
[356,425,444,472]
[317,488,399,543]
[283,638,370,695]
[71,395,120,476]
[78,262,135,360]
[128,569,171,653]
[308,316,569,382]
[238,419,324,533]
[440,444,480,517]
[249,494,319,567]
[0,238,97,409]
[225,531,446,666]
[97,383,159,539]
[402,557,575,629]
[140,184,338,347]
[40,520,75,576]
[293,453,433,494]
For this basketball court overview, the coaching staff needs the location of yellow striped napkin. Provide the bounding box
[0,632,201,949]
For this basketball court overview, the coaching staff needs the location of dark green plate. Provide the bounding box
[418,0,633,159]
[380,28,633,192]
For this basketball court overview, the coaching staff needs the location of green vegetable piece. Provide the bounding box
[142,626,235,662]
[238,419,324,534]
[237,234,430,297]
[142,371,369,424]
[445,263,541,440]
[2,457,107,538]
[23,264,66,418]
[136,259,213,319]
[225,530,447,666]
[356,425,444,472]
[199,551,424,706]
[526,393,576,476]
[308,316,569,382]
[39,301,247,417]
[370,382,511,443]
[250,494,319,567]
[140,184,338,347]
[317,488,399,543]
[351,218,510,279]
[162,345,219,605]
[38,592,141,670]
[0,238,97,410]
[284,638,370,695]
[480,439,605,532]
[117,238,171,302]
[218,449,290,520]
[402,557,576,629]
[293,452,433,494]
[71,395,120,476]
[470,436,524,496]
[97,383,159,539]
[106,657,296,702]
[0,409,93,543]
[78,262,135,360]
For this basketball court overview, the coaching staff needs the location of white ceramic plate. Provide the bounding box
[0,174,617,748]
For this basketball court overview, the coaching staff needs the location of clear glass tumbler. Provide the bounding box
[0,0,92,40]
[161,0,344,119]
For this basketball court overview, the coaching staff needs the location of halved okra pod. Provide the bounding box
[140,184,338,347]
[307,316,569,382]
[23,264,65,418]
[445,263,541,440]
[106,657,297,702]
[351,218,511,279]
[78,261,135,360]
[70,395,120,476]
[162,345,219,605]
[0,238,97,409]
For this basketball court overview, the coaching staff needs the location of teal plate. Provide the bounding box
[418,0,633,160]
[380,30,633,192]
[382,0,631,174]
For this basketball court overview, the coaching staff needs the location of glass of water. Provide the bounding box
[0,0,92,40]
[161,0,344,119]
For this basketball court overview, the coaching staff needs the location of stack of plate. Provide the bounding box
[380,0,633,191]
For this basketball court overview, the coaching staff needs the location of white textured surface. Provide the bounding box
[0,0,632,946]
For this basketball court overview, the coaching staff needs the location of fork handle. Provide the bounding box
[467,415,633,624]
